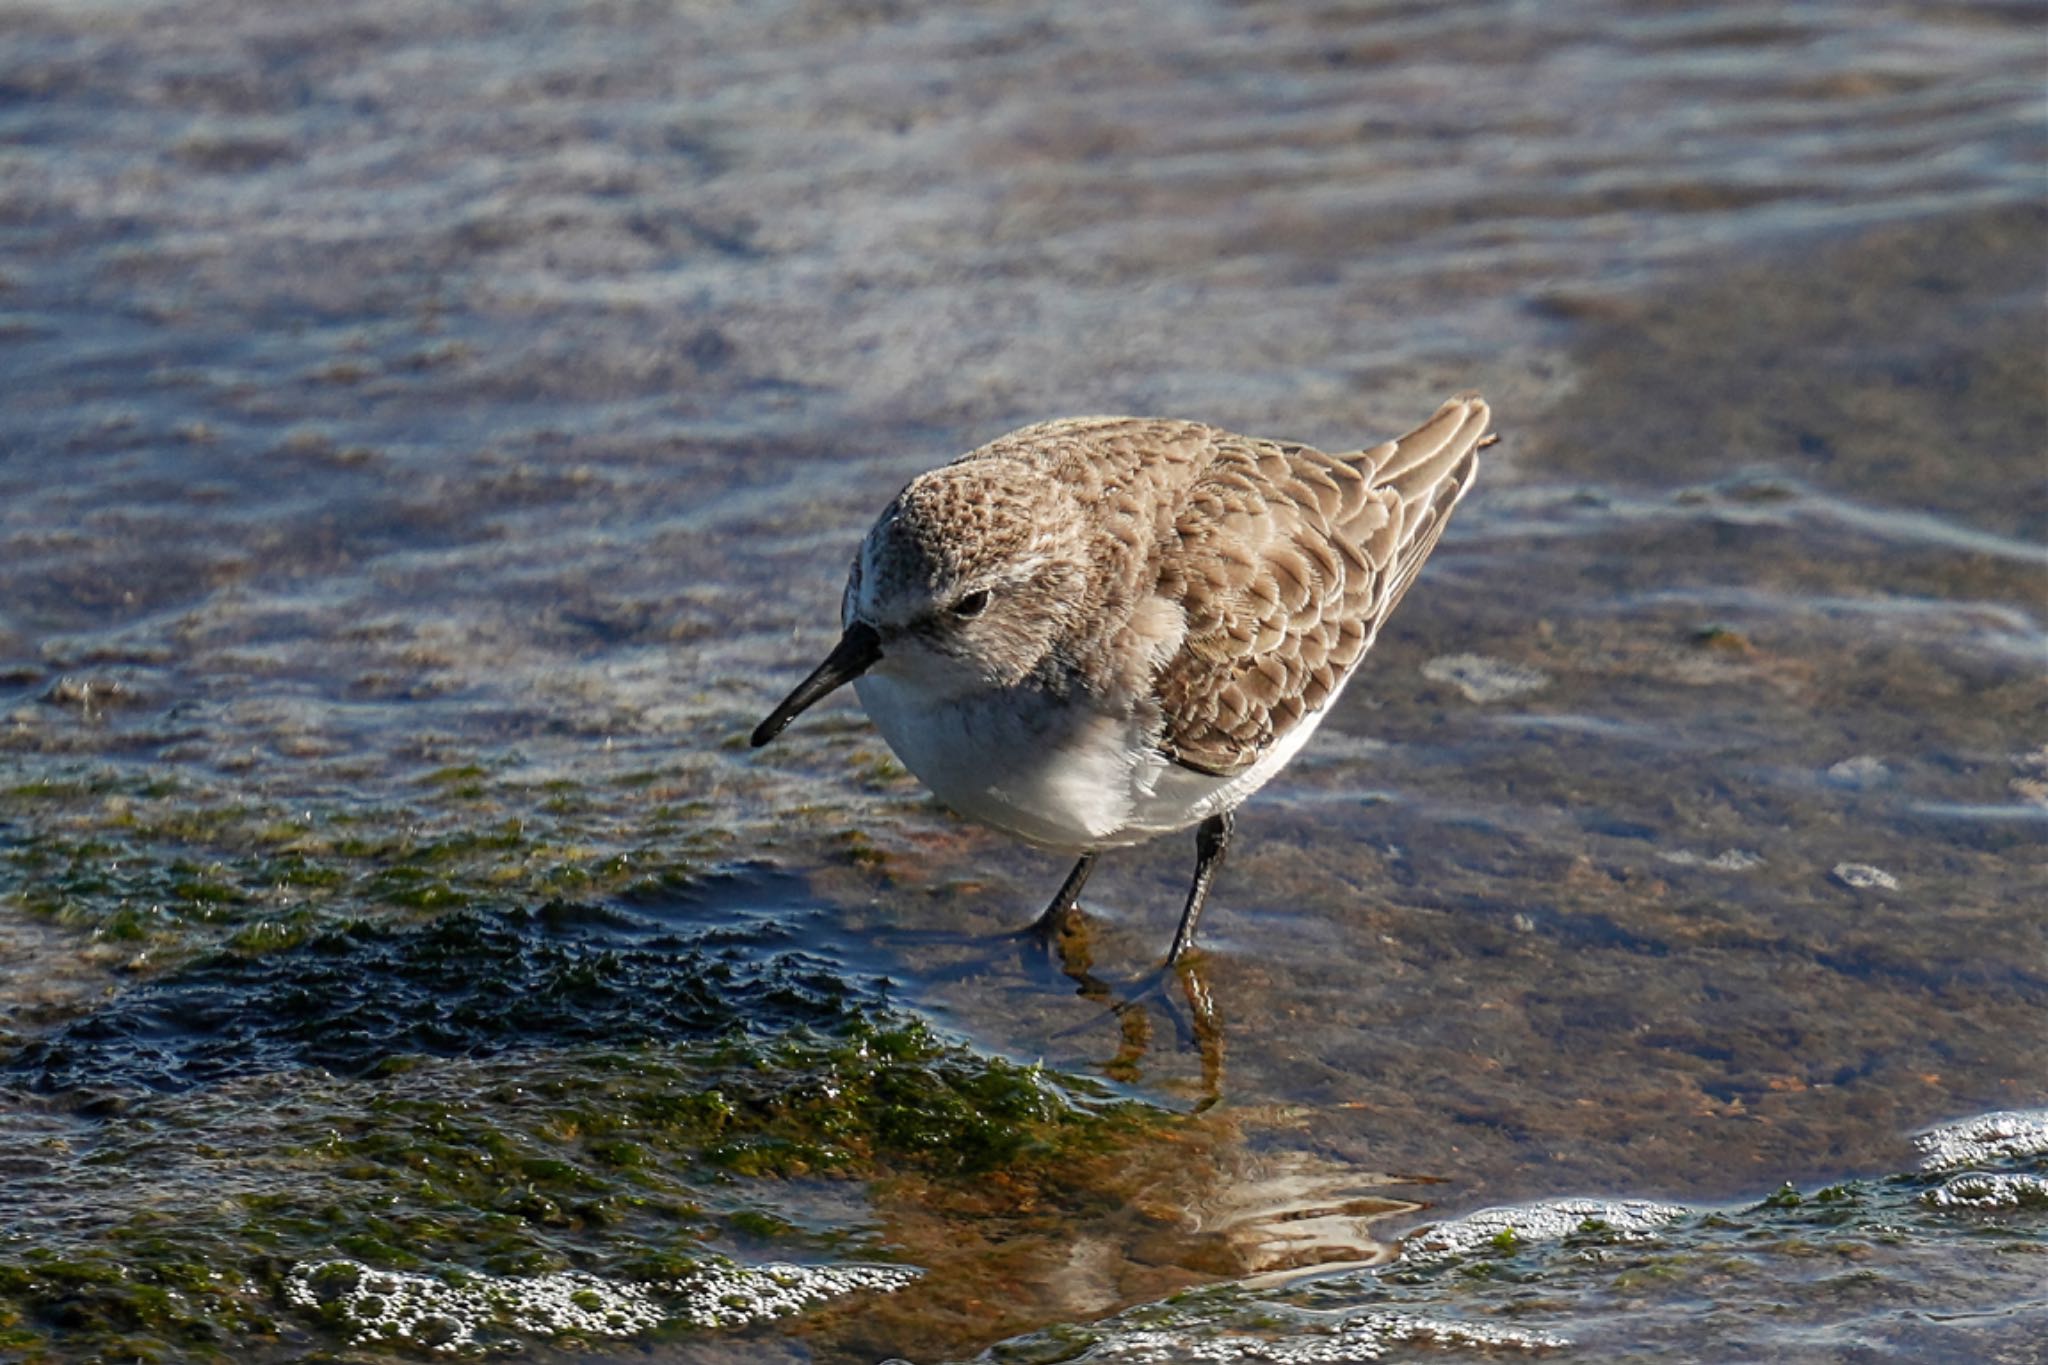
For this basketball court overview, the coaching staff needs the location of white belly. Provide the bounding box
[853,672,1338,854]
[855,673,1146,852]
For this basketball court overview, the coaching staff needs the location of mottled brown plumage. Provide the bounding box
[936,393,1489,774]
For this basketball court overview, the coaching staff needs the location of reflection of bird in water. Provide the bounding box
[1042,915,1227,1112]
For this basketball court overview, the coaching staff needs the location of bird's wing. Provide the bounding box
[1153,393,1490,776]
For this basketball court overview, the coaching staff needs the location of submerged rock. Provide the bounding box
[1829,862,1900,891]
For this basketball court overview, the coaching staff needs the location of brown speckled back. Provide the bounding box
[938,394,1490,775]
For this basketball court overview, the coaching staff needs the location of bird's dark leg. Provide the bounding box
[1165,810,1233,965]
[1025,853,1097,943]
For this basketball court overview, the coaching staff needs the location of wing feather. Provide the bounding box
[1154,393,1489,775]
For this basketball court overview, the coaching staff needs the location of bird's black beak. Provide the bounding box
[750,621,883,747]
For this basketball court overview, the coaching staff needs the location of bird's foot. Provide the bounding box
[1004,902,1093,981]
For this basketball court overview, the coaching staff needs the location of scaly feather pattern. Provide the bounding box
[938,393,1490,776]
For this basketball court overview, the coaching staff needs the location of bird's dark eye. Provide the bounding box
[951,589,990,619]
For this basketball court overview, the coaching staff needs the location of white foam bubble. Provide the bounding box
[284,1255,920,1351]
[1830,862,1899,890]
[670,1260,922,1330]
[1073,1311,1567,1362]
[1823,755,1891,789]
[1658,847,1764,871]
[285,1261,662,1353]
[1924,1173,2048,1209]
[1402,1197,1688,1263]
[1914,1110,2048,1172]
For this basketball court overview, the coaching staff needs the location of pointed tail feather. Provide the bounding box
[1357,392,1491,632]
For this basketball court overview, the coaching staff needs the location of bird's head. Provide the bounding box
[750,460,1087,746]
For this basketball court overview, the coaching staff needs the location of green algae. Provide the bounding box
[1760,1182,1805,1210]
[0,1250,281,1361]
[0,767,1171,1360]
[0,1021,1163,1360]
[0,768,727,968]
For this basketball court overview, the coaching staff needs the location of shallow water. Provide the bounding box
[973,1109,2048,1364]
[1,0,2043,1360]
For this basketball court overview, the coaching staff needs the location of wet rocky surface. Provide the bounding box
[2,0,2043,1360]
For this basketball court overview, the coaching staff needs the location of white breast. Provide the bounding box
[855,673,1150,853]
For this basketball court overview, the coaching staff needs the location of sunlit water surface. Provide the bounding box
[1,0,2042,1360]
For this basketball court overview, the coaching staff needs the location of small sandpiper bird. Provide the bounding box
[753,394,1492,964]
